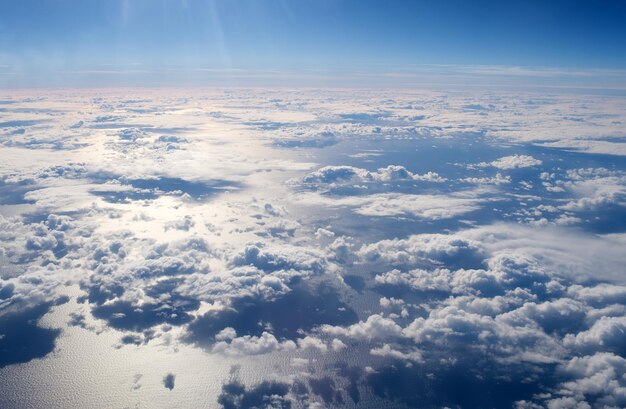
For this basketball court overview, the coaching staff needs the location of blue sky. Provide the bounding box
[2,0,626,86]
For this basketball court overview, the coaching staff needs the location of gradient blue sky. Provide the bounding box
[2,0,626,87]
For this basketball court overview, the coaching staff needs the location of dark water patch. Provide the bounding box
[218,378,291,409]
[308,376,343,405]
[339,112,391,124]
[273,137,338,149]
[365,360,549,409]
[185,284,358,344]
[90,189,158,204]
[90,177,241,203]
[0,120,46,128]
[243,120,290,131]
[577,204,626,234]
[127,177,240,201]
[163,373,176,390]
[0,301,63,368]
[0,179,37,205]
[90,279,200,332]
[343,275,366,293]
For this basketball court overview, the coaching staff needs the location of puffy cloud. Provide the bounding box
[461,172,512,185]
[297,336,327,353]
[568,284,626,306]
[300,164,446,190]
[370,344,423,363]
[216,327,237,341]
[472,154,542,170]
[498,298,587,335]
[358,233,482,267]
[230,243,326,275]
[375,268,453,293]
[546,353,626,409]
[563,316,626,355]
[301,165,372,184]
[322,314,403,340]
[545,397,591,409]
[403,306,564,364]
[331,338,347,351]
[212,332,297,356]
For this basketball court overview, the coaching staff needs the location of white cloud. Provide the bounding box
[358,232,481,266]
[301,164,446,186]
[370,344,423,363]
[212,332,297,356]
[297,336,328,353]
[546,353,626,409]
[322,314,403,340]
[352,193,480,219]
[461,173,512,185]
[330,338,346,351]
[563,316,626,353]
[473,154,542,170]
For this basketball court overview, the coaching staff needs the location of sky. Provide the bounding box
[2,0,626,87]
[2,2,626,409]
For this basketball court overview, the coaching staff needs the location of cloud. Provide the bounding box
[546,353,626,409]
[301,165,446,186]
[461,173,512,185]
[402,306,563,364]
[351,193,481,219]
[297,336,327,353]
[212,332,296,356]
[563,316,626,355]
[375,268,454,294]
[358,232,482,268]
[567,283,626,306]
[230,243,326,275]
[560,172,626,211]
[322,314,403,340]
[472,154,543,170]
[370,344,423,363]
[456,223,626,283]
[2,88,626,409]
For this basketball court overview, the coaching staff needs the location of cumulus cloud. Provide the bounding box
[301,165,446,186]
[212,332,297,356]
[473,154,543,170]
[461,172,512,185]
[563,316,626,355]
[547,353,626,408]
[297,336,328,353]
[358,232,482,267]
[322,314,403,340]
[492,154,543,169]
[370,344,423,363]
